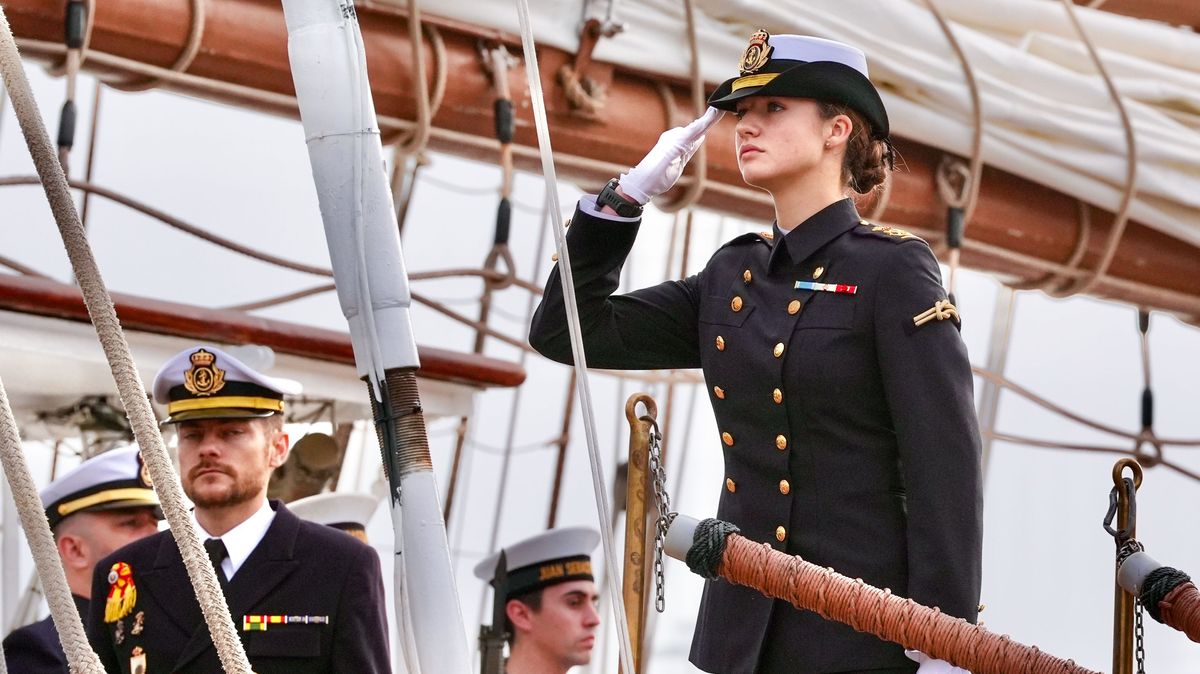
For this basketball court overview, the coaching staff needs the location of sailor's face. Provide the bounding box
[526,580,601,667]
[176,418,287,509]
[734,97,830,193]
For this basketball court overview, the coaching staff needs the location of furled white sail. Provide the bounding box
[421,0,1200,247]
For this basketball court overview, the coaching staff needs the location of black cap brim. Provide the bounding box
[708,61,889,140]
[162,408,277,425]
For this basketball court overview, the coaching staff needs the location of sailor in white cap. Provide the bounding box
[287,492,378,544]
[85,345,390,673]
[3,446,161,673]
[474,527,601,674]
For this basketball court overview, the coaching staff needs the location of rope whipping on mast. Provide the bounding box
[279,1,470,672]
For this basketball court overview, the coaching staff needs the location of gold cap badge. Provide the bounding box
[739,29,773,75]
[183,348,226,397]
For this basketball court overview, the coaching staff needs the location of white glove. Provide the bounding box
[618,107,725,205]
[906,650,972,674]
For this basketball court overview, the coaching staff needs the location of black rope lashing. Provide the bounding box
[1141,566,1192,623]
[494,197,511,246]
[946,205,964,305]
[686,518,740,580]
[57,0,87,170]
[1138,310,1152,432]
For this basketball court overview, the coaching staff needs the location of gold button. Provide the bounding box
[812,266,825,280]
[743,269,752,284]
[859,219,869,225]
[551,253,558,262]
[721,432,734,446]
[716,336,726,351]
[787,300,801,315]
[772,388,783,404]
[714,386,725,400]
[731,296,744,312]
[726,478,736,493]
[779,479,791,495]
[773,342,785,358]
[775,435,787,450]
[775,526,787,542]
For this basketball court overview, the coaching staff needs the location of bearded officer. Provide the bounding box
[85,345,390,673]
[475,528,601,674]
[2,447,161,673]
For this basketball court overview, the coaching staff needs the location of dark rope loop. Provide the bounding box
[1141,566,1191,623]
[686,518,740,580]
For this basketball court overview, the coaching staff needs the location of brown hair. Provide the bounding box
[818,102,889,194]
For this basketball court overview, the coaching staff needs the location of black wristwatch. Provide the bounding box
[595,178,644,218]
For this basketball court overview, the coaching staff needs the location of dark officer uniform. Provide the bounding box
[3,596,88,673]
[529,198,983,673]
[87,500,389,674]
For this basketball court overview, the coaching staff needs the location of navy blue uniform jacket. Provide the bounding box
[86,500,390,673]
[2,596,88,673]
[530,199,983,673]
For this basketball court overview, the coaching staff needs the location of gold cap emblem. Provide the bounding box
[739,29,773,75]
[183,348,226,397]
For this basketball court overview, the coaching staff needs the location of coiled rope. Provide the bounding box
[0,7,252,672]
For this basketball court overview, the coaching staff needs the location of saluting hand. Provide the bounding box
[618,107,724,205]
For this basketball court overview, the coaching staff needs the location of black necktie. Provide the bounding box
[204,538,230,589]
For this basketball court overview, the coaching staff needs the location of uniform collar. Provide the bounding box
[769,198,860,270]
[193,499,276,579]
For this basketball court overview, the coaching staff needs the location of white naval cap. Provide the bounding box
[759,34,869,77]
[152,344,302,424]
[289,492,378,542]
[41,446,162,529]
[474,527,600,599]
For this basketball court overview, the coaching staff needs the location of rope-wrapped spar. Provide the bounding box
[665,516,1098,674]
[1118,550,1200,642]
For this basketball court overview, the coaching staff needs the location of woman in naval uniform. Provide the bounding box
[529,30,982,674]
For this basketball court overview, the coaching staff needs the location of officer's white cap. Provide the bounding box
[40,446,162,529]
[152,344,301,424]
[289,492,378,530]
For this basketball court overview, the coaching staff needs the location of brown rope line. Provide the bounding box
[982,431,1200,482]
[0,175,335,277]
[1159,582,1200,642]
[0,8,252,671]
[389,0,437,155]
[719,533,1097,674]
[654,0,707,214]
[1007,200,1092,294]
[971,366,1200,446]
[1055,0,1138,297]
[0,377,104,672]
[0,253,51,278]
[410,267,543,293]
[108,0,206,92]
[220,283,337,311]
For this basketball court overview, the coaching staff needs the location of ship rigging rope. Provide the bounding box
[16,35,1186,316]
[388,0,435,156]
[0,377,102,673]
[510,0,637,671]
[654,0,707,214]
[1056,0,1138,297]
[0,8,255,673]
[922,0,983,299]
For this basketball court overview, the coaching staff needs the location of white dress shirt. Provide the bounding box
[193,499,276,580]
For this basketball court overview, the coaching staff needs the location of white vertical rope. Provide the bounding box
[509,2,636,672]
[0,377,104,673]
[0,7,252,672]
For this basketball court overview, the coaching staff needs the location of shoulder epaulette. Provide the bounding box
[714,231,773,255]
[853,219,924,243]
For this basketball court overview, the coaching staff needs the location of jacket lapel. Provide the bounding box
[171,502,301,671]
[138,533,203,638]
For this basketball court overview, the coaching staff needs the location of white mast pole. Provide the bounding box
[280,2,470,673]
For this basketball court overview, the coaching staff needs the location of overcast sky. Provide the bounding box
[3,62,1200,673]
